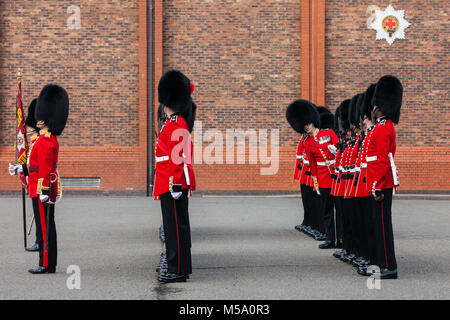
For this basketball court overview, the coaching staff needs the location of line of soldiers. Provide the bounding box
[287,75,402,279]
[9,85,69,274]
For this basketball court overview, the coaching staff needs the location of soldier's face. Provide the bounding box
[36,120,45,129]
[363,117,372,130]
[346,129,352,138]
[26,126,36,139]
[304,123,315,135]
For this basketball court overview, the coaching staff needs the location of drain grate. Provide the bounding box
[60,178,101,188]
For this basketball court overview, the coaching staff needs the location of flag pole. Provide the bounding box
[16,69,27,250]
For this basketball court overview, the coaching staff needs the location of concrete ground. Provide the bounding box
[0,196,449,300]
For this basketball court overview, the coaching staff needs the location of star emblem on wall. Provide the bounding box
[370,4,410,45]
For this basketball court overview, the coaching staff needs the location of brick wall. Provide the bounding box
[0,1,148,192]
[325,0,450,190]
[1,0,448,193]
[162,0,302,191]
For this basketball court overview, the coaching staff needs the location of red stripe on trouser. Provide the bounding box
[381,200,389,269]
[38,200,48,267]
[173,200,181,274]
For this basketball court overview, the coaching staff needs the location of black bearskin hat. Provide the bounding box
[286,99,320,134]
[372,75,403,124]
[25,99,39,132]
[348,94,360,127]
[158,70,193,114]
[35,84,69,136]
[320,112,335,130]
[349,93,364,128]
[316,106,331,115]
[361,83,376,120]
[182,101,197,133]
[334,99,351,134]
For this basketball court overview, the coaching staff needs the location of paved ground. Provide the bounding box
[0,196,449,300]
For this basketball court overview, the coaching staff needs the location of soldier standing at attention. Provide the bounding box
[364,75,402,279]
[28,84,68,274]
[154,70,196,283]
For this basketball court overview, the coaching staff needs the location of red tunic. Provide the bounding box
[29,129,60,199]
[330,148,341,196]
[153,114,196,199]
[304,129,339,189]
[336,144,351,197]
[366,118,397,192]
[354,127,375,197]
[344,136,362,199]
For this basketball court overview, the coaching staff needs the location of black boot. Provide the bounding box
[26,243,39,252]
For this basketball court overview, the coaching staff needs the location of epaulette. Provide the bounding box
[39,129,51,138]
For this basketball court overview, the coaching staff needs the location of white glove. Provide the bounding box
[328,145,338,156]
[8,164,23,176]
[171,191,182,200]
[39,194,49,203]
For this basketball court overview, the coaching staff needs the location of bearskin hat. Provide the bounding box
[316,106,331,115]
[35,84,69,136]
[320,112,335,130]
[348,94,360,126]
[371,75,403,124]
[25,99,39,132]
[361,83,376,121]
[339,99,351,131]
[286,99,320,134]
[158,70,193,114]
[182,101,197,133]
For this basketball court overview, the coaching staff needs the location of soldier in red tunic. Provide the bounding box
[354,84,377,274]
[28,84,68,274]
[154,70,196,283]
[362,75,402,279]
[286,100,339,249]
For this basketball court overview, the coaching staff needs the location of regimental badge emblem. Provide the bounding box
[370,5,410,45]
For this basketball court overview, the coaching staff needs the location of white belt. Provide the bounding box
[338,166,343,172]
[317,160,335,166]
[355,167,361,172]
[296,155,303,160]
[361,163,367,168]
[349,168,356,173]
[366,155,377,162]
[155,155,169,163]
[303,160,310,165]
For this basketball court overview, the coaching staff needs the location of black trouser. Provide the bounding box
[307,186,322,232]
[300,184,310,226]
[341,198,353,253]
[160,190,192,275]
[349,198,362,257]
[319,188,335,242]
[358,196,373,261]
[32,197,57,268]
[31,197,43,245]
[370,189,397,270]
[334,196,343,243]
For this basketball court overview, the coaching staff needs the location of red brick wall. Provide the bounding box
[162,0,303,191]
[325,0,450,190]
[1,1,448,193]
[0,1,148,192]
